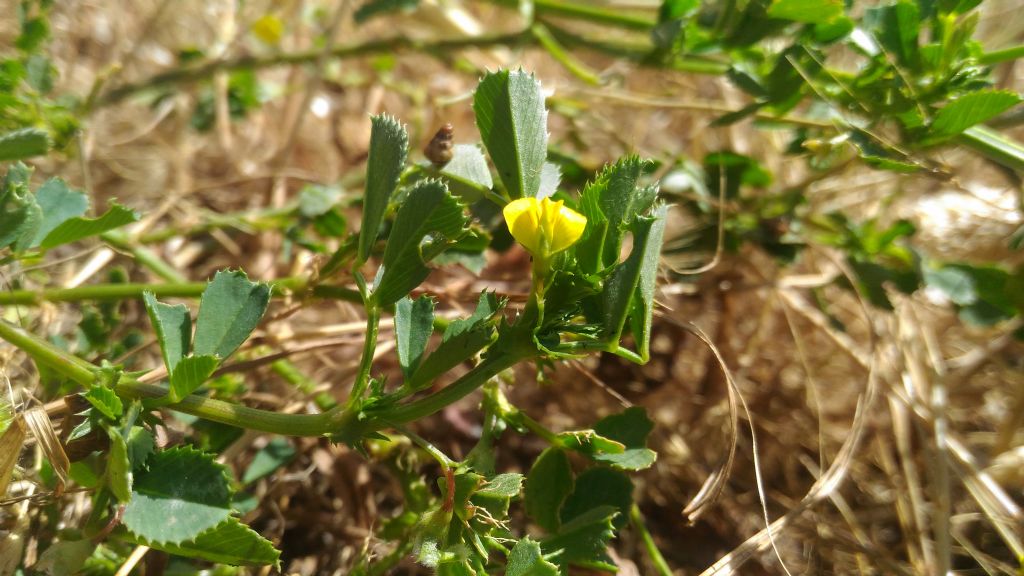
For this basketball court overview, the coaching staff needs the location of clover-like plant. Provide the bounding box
[0,69,667,574]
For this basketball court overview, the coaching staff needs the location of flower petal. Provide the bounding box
[549,203,588,253]
[503,197,542,254]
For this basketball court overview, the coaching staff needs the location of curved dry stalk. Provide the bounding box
[663,315,795,576]
[655,314,737,524]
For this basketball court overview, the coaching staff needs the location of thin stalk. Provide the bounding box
[531,23,602,85]
[2,317,530,439]
[487,0,655,30]
[346,301,380,409]
[381,350,529,426]
[93,32,531,109]
[958,125,1024,173]
[0,277,361,305]
[118,380,332,436]
[101,231,187,283]
[630,505,674,576]
[0,320,98,385]
[977,44,1024,65]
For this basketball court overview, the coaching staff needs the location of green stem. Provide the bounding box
[119,380,332,436]
[978,44,1024,65]
[93,32,531,109]
[101,231,187,283]
[531,23,602,86]
[487,0,655,30]
[0,320,98,385]
[381,350,529,426]
[958,125,1024,173]
[0,277,361,305]
[346,299,380,409]
[630,504,674,576]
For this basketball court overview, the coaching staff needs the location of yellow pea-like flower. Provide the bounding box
[503,196,587,258]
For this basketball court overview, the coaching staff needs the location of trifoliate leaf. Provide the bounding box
[193,270,270,360]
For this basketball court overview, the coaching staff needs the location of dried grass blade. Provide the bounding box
[22,407,69,488]
[0,414,27,497]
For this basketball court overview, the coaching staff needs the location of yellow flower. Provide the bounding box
[503,197,587,258]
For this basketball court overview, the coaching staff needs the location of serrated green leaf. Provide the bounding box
[931,90,1022,139]
[0,162,42,251]
[31,178,88,246]
[371,179,468,306]
[576,156,654,274]
[106,430,132,503]
[525,448,573,533]
[408,293,501,390]
[83,386,123,421]
[126,426,154,470]
[628,204,668,362]
[359,114,409,264]
[767,0,844,23]
[473,69,548,199]
[440,144,494,200]
[143,292,192,374]
[477,472,523,498]
[0,128,49,161]
[354,0,420,23]
[39,202,139,249]
[603,213,661,346]
[122,446,233,545]
[241,437,296,485]
[561,467,633,530]
[119,517,280,567]
[507,538,559,576]
[193,270,270,360]
[592,407,657,470]
[168,354,219,403]
[396,295,435,378]
[444,292,503,341]
[541,505,618,569]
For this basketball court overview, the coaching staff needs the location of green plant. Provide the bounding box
[1,69,669,574]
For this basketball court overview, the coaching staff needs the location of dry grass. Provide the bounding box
[1,0,1023,574]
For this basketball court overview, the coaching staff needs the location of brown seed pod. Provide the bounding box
[424,123,455,167]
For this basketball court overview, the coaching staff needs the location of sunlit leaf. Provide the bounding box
[193,270,270,360]
[395,295,435,378]
[359,114,409,264]
[143,292,192,374]
[473,69,548,199]
[122,446,233,545]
